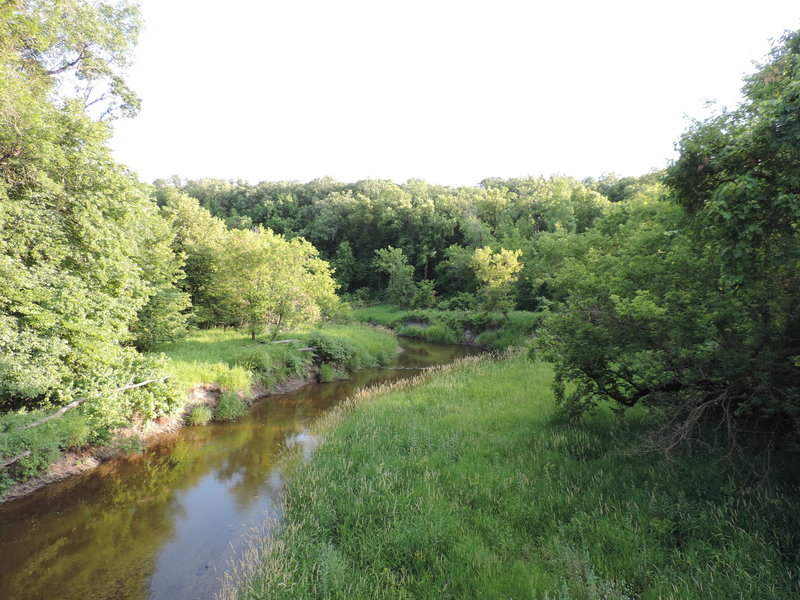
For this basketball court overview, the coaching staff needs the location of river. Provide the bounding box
[0,339,473,600]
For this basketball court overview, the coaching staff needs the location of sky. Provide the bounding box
[110,0,800,187]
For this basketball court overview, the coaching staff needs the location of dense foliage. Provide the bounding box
[535,31,800,451]
[0,1,186,421]
[157,174,612,305]
[161,30,800,452]
[0,1,341,486]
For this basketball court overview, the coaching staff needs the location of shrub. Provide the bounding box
[233,349,273,373]
[307,332,357,368]
[319,363,346,383]
[437,292,477,311]
[411,280,437,309]
[215,392,248,421]
[277,351,310,380]
[187,405,212,426]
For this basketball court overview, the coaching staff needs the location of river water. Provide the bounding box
[0,339,473,600]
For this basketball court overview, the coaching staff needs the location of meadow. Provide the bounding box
[222,352,800,600]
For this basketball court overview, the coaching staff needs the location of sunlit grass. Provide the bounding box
[151,325,399,393]
[222,353,800,600]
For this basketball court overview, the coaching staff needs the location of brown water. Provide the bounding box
[0,339,472,600]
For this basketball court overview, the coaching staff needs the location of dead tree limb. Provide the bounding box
[0,450,32,469]
[21,376,172,430]
[1,378,172,471]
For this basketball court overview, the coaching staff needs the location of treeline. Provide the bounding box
[159,173,657,309]
[0,0,340,476]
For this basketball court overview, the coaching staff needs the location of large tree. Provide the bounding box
[214,228,340,340]
[0,1,185,422]
[471,247,522,317]
[537,30,800,448]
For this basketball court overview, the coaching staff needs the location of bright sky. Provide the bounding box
[110,0,800,187]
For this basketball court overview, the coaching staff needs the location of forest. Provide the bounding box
[1,2,799,598]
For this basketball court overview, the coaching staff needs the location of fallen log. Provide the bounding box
[22,376,173,430]
[1,377,173,471]
[0,450,32,470]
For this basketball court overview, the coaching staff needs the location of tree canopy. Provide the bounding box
[536,30,800,448]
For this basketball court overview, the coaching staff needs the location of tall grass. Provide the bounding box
[152,325,399,393]
[221,353,800,600]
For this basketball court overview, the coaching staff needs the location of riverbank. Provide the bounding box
[0,338,474,600]
[0,324,398,503]
[352,304,539,349]
[221,352,800,600]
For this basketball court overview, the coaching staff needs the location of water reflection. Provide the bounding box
[0,339,473,600]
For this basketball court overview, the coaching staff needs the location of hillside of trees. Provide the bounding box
[1,0,798,486]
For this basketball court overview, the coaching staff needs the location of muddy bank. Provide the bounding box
[1,371,318,503]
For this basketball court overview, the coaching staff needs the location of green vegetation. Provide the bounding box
[186,405,212,426]
[154,325,398,393]
[532,31,800,447]
[215,392,248,422]
[222,354,800,600]
[0,0,188,469]
[212,227,340,341]
[2,3,799,596]
[353,305,540,349]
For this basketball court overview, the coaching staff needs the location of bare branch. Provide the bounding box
[21,376,172,431]
[0,451,32,469]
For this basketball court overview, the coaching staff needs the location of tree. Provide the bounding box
[538,31,800,448]
[159,187,228,326]
[0,0,184,424]
[471,247,522,317]
[0,0,142,121]
[214,228,339,340]
[331,240,357,292]
[374,246,415,307]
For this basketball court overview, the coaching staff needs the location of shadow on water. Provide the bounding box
[0,339,475,600]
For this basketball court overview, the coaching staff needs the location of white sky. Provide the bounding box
[110,0,800,187]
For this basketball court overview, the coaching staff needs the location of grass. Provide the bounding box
[352,304,540,349]
[220,352,800,600]
[215,391,249,421]
[187,405,213,426]
[152,324,399,394]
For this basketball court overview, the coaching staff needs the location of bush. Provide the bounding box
[319,363,346,383]
[411,280,437,309]
[437,292,477,311]
[288,352,310,376]
[187,405,212,426]
[215,392,248,421]
[307,332,357,368]
[233,349,273,373]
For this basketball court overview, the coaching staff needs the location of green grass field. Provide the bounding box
[352,305,540,349]
[151,324,399,393]
[221,352,800,600]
